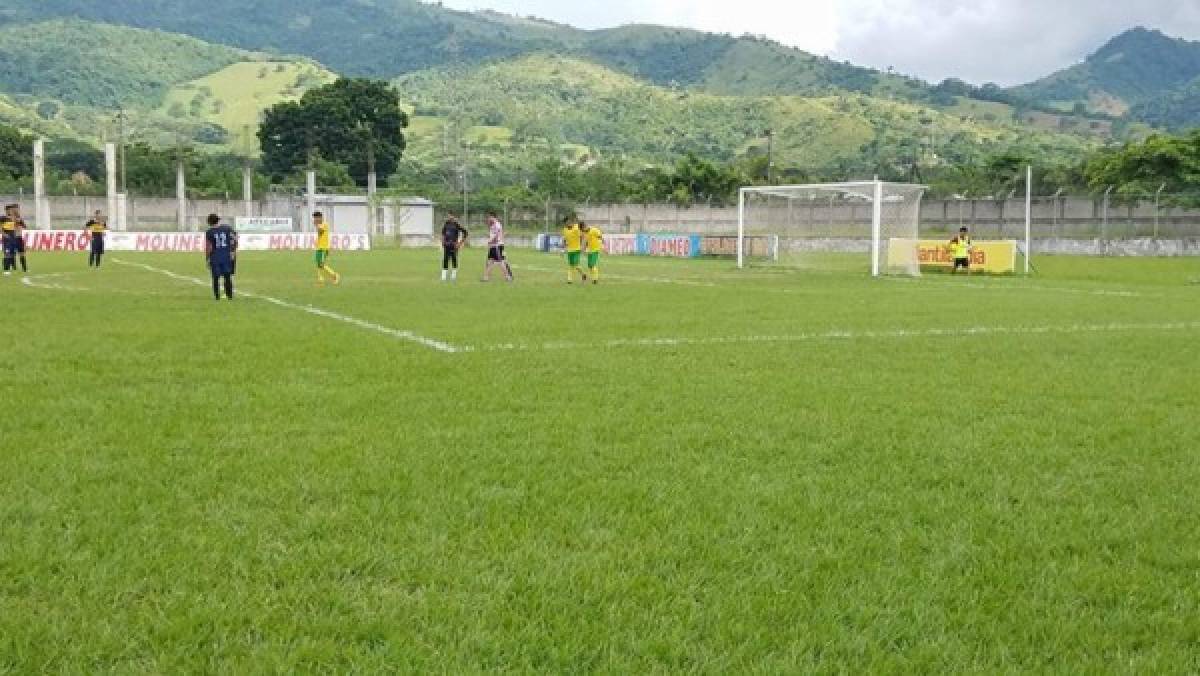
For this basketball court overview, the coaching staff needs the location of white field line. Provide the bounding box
[520,262,1154,298]
[21,273,87,292]
[514,263,718,287]
[881,276,1152,298]
[114,259,461,353]
[22,272,192,297]
[465,321,1200,353]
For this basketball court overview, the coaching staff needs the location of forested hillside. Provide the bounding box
[0,19,243,108]
[0,0,944,101]
[396,54,1093,179]
[1013,27,1200,121]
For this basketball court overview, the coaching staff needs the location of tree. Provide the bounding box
[1083,132,1200,203]
[258,78,408,187]
[0,124,32,181]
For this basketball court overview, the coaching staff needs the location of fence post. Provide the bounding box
[1154,183,1165,239]
[1102,186,1113,241]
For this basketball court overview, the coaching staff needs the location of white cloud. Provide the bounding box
[436,0,1200,85]
[831,0,1200,85]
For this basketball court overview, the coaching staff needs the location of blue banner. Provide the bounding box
[637,234,702,258]
[536,233,700,258]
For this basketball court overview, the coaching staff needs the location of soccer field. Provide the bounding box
[3,249,1199,672]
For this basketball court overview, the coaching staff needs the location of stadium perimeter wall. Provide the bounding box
[575,201,1200,256]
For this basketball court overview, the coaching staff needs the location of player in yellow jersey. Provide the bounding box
[562,218,583,284]
[948,227,974,276]
[1,206,18,276]
[580,221,603,284]
[313,211,340,285]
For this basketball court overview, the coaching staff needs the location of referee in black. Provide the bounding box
[440,212,468,282]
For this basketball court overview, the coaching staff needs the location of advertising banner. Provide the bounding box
[911,239,1017,274]
[235,217,294,233]
[637,234,701,258]
[603,234,638,255]
[24,231,371,253]
[536,232,699,258]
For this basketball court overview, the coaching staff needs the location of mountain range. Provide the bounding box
[0,1,1198,177]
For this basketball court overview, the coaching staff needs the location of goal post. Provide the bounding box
[737,180,928,276]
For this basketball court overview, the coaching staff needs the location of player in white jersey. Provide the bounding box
[482,211,514,282]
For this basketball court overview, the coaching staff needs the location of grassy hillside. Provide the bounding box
[0,19,243,108]
[160,61,337,154]
[0,10,1105,175]
[397,54,1095,177]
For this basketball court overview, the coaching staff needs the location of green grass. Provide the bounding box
[160,60,337,152]
[3,250,1199,672]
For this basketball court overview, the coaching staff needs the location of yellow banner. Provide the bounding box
[902,239,1017,274]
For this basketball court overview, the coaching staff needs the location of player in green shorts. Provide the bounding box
[313,211,340,285]
[562,218,584,284]
[581,221,603,284]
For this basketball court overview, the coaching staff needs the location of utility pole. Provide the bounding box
[765,129,774,184]
[461,141,470,228]
[175,134,188,232]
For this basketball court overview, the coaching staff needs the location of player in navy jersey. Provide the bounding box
[204,213,238,300]
[4,204,28,274]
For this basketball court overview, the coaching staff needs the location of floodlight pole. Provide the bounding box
[242,163,254,219]
[737,188,746,269]
[118,109,128,195]
[176,156,187,232]
[1025,165,1033,275]
[105,143,118,231]
[32,138,48,230]
[306,170,317,231]
[870,180,883,277]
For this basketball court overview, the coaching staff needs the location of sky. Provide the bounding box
[438,0,1200,85]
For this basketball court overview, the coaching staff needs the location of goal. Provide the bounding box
[737,181,927,276]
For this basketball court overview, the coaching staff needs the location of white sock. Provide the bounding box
[451,270,457,280]
[441,269,447,281]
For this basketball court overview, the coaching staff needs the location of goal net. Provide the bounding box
[737,181,927,276]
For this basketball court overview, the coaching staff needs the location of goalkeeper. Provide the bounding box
[949,227,975,275]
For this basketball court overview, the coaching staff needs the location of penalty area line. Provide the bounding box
[113,259,462,354]
[466,321,1200,353]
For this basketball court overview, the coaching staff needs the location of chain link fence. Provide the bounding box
[575,196,1200,240]
[8,192,1200,243]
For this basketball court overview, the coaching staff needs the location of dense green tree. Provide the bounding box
[0,125,33,181]
[259,78,408,186]
[1083,132,1200,202]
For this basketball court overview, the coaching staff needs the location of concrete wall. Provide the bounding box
[0,194,433,236]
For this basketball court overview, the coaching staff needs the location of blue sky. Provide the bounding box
[437,0,1200,85]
